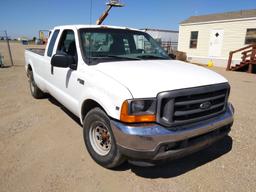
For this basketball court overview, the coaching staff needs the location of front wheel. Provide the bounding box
[83,108,125,168]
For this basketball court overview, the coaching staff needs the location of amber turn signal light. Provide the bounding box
[120,100,156,123]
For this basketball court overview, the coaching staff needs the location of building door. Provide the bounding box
[208,29,224,57]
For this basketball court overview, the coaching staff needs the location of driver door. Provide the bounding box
[49,29,81,116]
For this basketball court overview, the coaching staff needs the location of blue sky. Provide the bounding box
[0,0,255,38]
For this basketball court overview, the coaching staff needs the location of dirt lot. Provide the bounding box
[0,43,256,192]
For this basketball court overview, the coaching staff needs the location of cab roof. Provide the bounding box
[53,24,142,32]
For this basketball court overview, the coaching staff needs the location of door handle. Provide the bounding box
[77,78,85,85]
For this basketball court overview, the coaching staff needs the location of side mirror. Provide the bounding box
[51,53,75,68]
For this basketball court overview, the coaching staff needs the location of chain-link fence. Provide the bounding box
[0,30,14,67]
[0,30,47,67]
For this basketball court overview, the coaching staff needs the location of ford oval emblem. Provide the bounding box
[200,101,211,110]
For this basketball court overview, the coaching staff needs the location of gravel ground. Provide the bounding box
[0,43,255,192]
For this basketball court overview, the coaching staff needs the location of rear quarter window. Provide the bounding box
[47,30,60,57]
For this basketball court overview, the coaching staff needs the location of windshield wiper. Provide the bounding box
[105,55,141,60]
[136,54,169,60]
[89,55,141,61]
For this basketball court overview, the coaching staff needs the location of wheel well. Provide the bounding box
[27,64,32,77]
[81,99,105,121]
[27,64,32,71]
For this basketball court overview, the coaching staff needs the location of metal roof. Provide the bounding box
[181,9,256,25]
[142,28,178,33]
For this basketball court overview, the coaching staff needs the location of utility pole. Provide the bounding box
[4,30,14,66]
[96,0,124,25]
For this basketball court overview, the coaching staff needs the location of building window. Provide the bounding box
[245,28,256,44]
[190,31,198,48]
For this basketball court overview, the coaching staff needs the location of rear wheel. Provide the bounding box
[83,108,125,168]
[28,70,45,99]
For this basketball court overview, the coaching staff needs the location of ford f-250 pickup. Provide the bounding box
[25,25,234,168]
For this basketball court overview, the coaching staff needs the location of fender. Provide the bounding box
[79,85,132,124]
[25,51,48,92]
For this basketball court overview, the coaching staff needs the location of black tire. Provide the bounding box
[83,107,125,168]
[28,70,45,99]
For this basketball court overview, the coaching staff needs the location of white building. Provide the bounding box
[178,9,256,67]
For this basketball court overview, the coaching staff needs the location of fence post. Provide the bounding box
[4,30,14,66]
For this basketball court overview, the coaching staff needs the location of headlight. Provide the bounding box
[120,99,156,123]
[130,99,156,115]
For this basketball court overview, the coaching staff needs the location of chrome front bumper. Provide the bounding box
[111,103,234,161]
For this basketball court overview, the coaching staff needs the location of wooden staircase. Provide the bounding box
[226,44,256,73]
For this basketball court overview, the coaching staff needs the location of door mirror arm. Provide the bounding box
[69,61,77,70]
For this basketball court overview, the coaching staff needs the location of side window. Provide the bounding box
[245,28,256,44]
[57,30,77,64]
[133,34,155,54]
[123,38,131,54]
[189,31,198,48]
[47,30,60,57]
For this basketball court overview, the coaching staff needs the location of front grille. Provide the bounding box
[156,83,230,128]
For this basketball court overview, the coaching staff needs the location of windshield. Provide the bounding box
[79,28,170,65]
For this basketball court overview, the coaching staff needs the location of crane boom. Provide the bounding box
[96,1,124,25]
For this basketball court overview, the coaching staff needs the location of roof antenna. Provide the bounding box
[96,0,124,25]
[90,0,93,24]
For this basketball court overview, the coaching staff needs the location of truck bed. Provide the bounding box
[26,48,45,56]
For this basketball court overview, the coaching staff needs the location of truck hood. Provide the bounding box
[94,60,228,98]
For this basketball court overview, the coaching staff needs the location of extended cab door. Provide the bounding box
[48,29,82,116]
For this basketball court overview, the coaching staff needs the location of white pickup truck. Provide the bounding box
[25,25,234,168]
